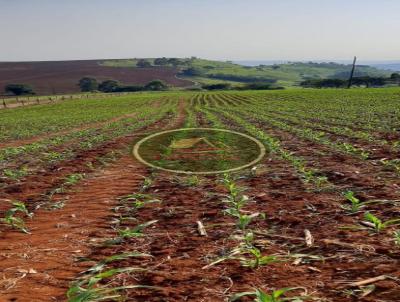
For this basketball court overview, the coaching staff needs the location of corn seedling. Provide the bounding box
[67,267,157,302]
[118,193,161,210]
[224,208,264,231]
[0,201,32,233]
[243,231,255,247]
[221,173,246,201]
[83,252,152,275]
[239,246,278,269]
[342,191,363,213]
[230,288,297,302]
[117,220,158,238]
[64,173,85,186]
[68,249,157,301]
[3,167,29,180]
[174,175,201,187]
[363,212,400,233]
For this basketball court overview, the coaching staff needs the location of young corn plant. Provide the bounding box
[0,201,32,233]
[230,288,298,302]
[342,191,363,213]
[118,193,161,210]
[221,173,247,202]
[134,175,154,192]
[170,175,202,187]
[364,212,400,233]
[224,208,264,231]
[220,173,265,231]
[238,246,278,269]
[3,166,29,180]
[67,268,157,302]
[82,252,152,276]
[117,220,158,239]
[64,173,85,186]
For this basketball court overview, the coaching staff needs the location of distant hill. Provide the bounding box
[370,63,400,72]
[176,59,392,87]
[0,58,393,95]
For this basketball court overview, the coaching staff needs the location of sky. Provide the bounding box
[0,0,399,62]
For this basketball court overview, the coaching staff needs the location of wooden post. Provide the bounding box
[2,99,6,108]
[347,56,357,89]
[21,99,25,106]
[37,98,40,104]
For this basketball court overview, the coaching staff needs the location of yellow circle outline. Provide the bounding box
[133,128,266,175]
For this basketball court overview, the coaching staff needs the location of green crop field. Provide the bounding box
[1,87,400,301]
[0,88,400,301]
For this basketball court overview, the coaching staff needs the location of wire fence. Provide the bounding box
[0,92,140,109]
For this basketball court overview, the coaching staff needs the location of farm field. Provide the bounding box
[0,88,400,301]
[0,60,191,96]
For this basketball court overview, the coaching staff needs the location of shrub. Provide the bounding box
[136,59,152,68]
[144,80,168,91]
[202,83,231,90]
[5,84,34,95]
[78,77,98,92]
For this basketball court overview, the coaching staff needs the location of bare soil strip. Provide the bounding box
[0,156,148,301]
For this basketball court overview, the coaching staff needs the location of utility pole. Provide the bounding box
[347,56,357,88]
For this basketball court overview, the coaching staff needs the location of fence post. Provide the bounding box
[37,98,40,104]
[21,99,25,106]
[2,99,6,108]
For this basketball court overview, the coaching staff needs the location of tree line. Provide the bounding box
[78,77,168,92]
[301,73,400,88]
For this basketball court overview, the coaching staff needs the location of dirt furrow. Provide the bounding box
[0,156,148,301]
[0,99,186,301]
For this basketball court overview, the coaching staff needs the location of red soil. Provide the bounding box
[0,102,186,301]
[0,60,191,95]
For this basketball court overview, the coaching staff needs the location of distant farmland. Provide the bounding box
[0,60,192,95]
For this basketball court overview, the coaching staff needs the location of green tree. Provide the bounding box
[202,83,231,90]
[5,84,34,95]
[78,77,98,92]
[167,58,183,67]
[144,80,168,91]
[154,57,169,65]
[136,59,152,68]
[182,67,205,76]
[390,73,400,80]
[98,80,120,92]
